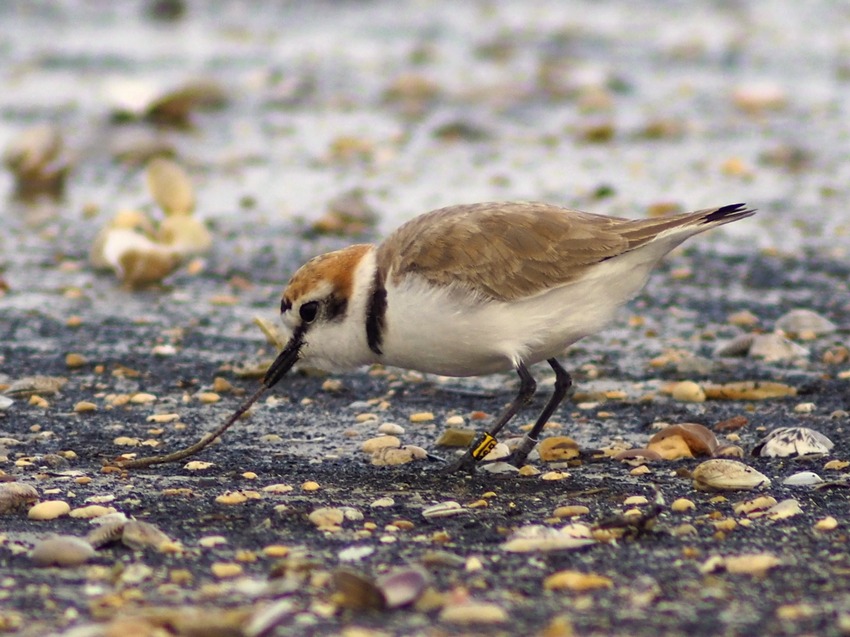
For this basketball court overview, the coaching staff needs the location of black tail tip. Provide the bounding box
[703,203,756,223]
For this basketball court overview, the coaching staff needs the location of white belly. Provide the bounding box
[380,250,659,377]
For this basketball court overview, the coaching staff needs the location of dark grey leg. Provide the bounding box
[442,362,536,474]
[508,358,572,467]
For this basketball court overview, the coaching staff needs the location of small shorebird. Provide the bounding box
[263,201,754,472]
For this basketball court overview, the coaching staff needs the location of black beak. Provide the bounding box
[263,327,304,388]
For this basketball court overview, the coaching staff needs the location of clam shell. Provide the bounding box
[30,535,95,567]
[752,427,834,458]
[692,459,771,491]
[775,309,837,337]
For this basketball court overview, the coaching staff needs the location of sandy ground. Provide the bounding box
[2,2,850,636]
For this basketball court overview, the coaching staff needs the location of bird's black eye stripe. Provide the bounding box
[280,298,292,314]
[299,301,319,323]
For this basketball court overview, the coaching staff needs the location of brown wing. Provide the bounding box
[376,202,636,302]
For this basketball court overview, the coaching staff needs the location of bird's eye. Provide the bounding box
[280,298,292,314]
[299,301,319,323]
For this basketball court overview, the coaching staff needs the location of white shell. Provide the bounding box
[753,427,834,458]
[692,459,771,491]
[782,471,824,486]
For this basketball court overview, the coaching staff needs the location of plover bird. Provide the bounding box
[263,201,754,473]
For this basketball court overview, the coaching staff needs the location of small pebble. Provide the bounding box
[371,497,395,508]
[211,562,243,579]
[69,505,116,519]
[73,401,97,413]
[309,507,345,529]
[439,602,508,625]
[553,505,590,518]
[28,500,71,521]
[130,392,157,404]
[671,381,706,403]
[409,411,435,423]
[197,392,221,404]
[671,498,696,512]
[361,436,401,454]
[302,481,321,492]
[378,422,405,435]
[65,353,87,368]
[541,471,570,481]
[444,415,465,426]
[814,516,838,532]
[544,570,613,591]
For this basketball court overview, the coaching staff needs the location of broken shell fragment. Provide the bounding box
[2,123,71,198]
[156,215,213,255]
[752,427,834,458]
[92,227,182,286]
[375,567,429,608]
[146,157,195,215]
[422,501,465,519]
[703,381,796,401]
[692,459,770,491]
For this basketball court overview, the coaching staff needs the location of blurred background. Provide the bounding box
[1,0,848,310]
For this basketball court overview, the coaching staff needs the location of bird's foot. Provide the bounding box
[505,434,538,469]
[439,432,499,475]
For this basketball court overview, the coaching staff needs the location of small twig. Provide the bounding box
[112,385,268,470]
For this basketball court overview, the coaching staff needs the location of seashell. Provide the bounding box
[422,501,465,519]
[538,436,580,462]
[782,471,824,486]
[86,518,127,548]
[156,215,212,255]
[121,520,172,550]
[92,228,182,286]
[502,523,596,553]
[714,444,745,458]
[30,535,96,567]
[375,566,429,608]
[107,78,226,126]
[0,482,39,513]
[692,459,770,491]
[775,309,837,337]
[670,381,706,403]
[146,157,195,215]
[480,461,520,474]
[752,427,834,458]
[5,375,67,398]
[747,333,809,362]
[0,395,12,410]
[361,436,401,454]
[482,442,511,461]
[330,568,386,611]
[648,423,717,459]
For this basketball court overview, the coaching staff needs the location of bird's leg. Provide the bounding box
[442,363,536,474]
[508,358,572,468]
